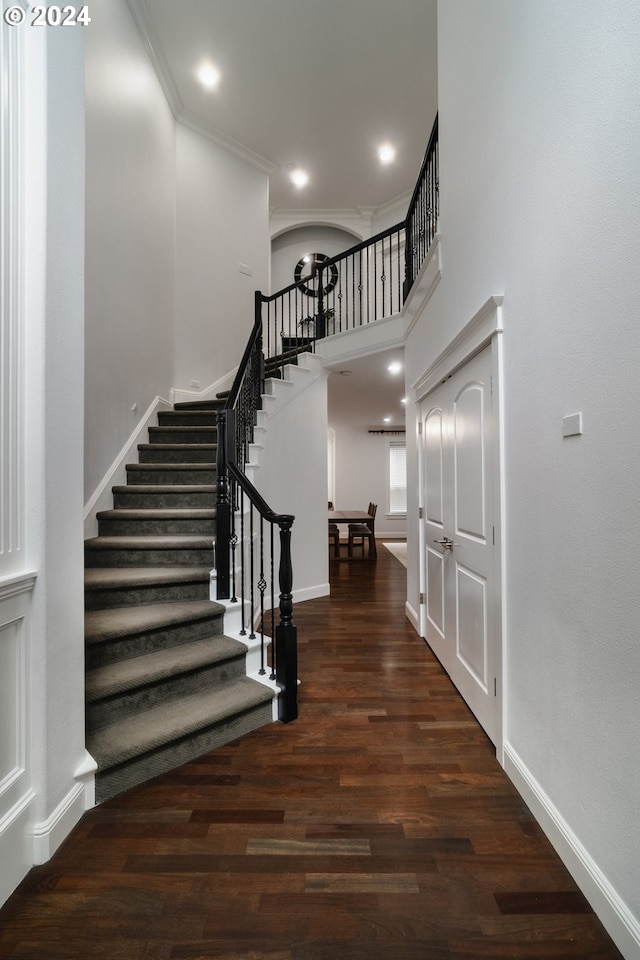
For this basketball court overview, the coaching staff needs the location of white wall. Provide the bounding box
[84,0,176,500]
[174,125,270,393]
[252,368,330,604]
[271,225,360,296]
[406,1,640,954]
[332,428,406,540]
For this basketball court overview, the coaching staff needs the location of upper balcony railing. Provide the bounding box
[259,113,438,378]
[404,113,439,298]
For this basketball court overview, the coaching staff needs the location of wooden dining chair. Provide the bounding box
[348,503,377,558]
[329,522,341,558]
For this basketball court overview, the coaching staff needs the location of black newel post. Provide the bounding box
[275,515,297,722]
[216,409,231,599]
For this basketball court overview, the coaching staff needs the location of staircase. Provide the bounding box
[84,400,275,804]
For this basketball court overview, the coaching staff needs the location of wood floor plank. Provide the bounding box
[0,550,624,959]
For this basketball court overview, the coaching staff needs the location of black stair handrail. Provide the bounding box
[216,302,297,723]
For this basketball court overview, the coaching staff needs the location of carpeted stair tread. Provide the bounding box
[126,463,215,472]
[85,566,212,590]
[96,508,216,521]
[149,426,217,433]
[111,484,215,495]
[86,635,248,701]
[173,400,226,410]
[87,677,273,770]
[159,410,218,420]
[85,600,224,645]
[137,443,217,451]
[86,534,214,550]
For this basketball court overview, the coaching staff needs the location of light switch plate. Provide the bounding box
[562,412,583,437]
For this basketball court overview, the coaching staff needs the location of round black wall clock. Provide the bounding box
[294,252,338,297]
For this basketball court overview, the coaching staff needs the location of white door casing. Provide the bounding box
[415,299,504,750]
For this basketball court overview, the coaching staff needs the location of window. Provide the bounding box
[388,442,407,515]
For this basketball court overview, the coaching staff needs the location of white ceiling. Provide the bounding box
[327,348,406,431]
[130,0,438,213]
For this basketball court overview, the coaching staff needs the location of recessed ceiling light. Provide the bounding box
[378,143,396,165]
[339,370,352,377]
[388,361,402,375]
[197,62,221,90]
[383,416,392,423]
[400,397,407,404]
[290,168,309,189]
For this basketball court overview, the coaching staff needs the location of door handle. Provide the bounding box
[433,537,455,550]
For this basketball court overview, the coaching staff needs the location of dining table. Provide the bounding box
[328,509,377,557]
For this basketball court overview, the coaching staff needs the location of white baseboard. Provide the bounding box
[294,582,330,604]
[31,781,87,865]
[503,741,640,960]
[405,600,420,635]
[0,790,35,906]
[83,395,172,539]
[171,369,236,406]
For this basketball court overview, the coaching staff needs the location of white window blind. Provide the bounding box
[389,442,407,514]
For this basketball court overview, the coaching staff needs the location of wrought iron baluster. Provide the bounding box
[258,514,266,675]
[270,522,276,680]
[373,241,378,322]
[239,486,246,636]
[249,503,256,640]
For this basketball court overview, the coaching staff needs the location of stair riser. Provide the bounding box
[138,446,216,464]
[97,518,217,536]
[86,616,224,670]
[174,401,225,411]
[85,580,211,610]
[85,546,214,568]
[87,655,247,730]
[158,412,219,427]
[93,700,273,804]
[126,467,216,485]
[113,490,215,509]
[149,428,217,444]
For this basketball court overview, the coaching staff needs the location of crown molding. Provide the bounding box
[125,0,183,117]
[269,208,374,240]
[126,0,277,177]
[178,116,278,176]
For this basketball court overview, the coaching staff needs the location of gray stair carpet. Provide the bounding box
[85,400,275,804]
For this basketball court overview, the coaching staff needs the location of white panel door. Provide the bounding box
[421,346,498,742]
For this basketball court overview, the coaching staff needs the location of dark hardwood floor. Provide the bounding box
[0,547,623,959]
